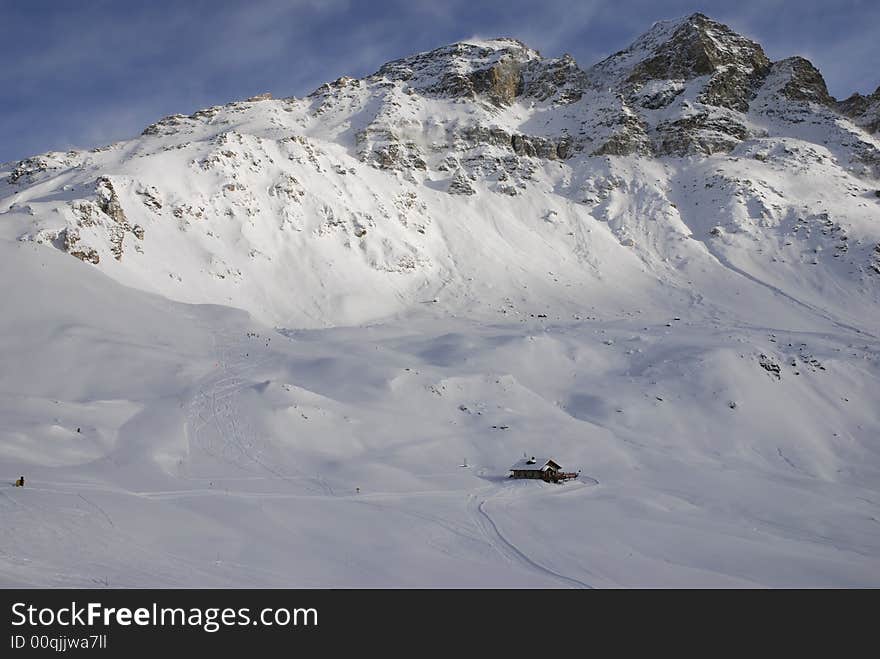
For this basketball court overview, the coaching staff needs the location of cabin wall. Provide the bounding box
[510,467,574,482]
[511,470,544,479]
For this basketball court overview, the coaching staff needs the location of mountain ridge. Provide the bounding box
[2,12,879,330]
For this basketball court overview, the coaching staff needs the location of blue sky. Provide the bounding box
[1,0,877,162]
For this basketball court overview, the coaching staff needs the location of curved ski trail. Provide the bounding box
[469,486,592,589]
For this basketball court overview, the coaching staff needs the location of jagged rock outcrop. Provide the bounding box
[447,169,476,195]
[521,54,588,104]
[142,113,194,137]
[7,152,80,184]
[356,128,427,171]
[771,57,835,106]
[590,13,771,113]
[96,177,126,224]
[838,86,880,134]
[8,156,52,184]
[511,133,569,159]
[593,115,650,156]
[655,113,750,155]
[624,13,771,112]
[469,56,524,105]
[372,39,538,107]
[25,178,146,264]
[368,38,587,109]
[577,13,869,158]
[59,226,99,264]
[459,126,512,149]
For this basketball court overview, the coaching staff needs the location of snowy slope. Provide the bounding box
[1,13,878,587]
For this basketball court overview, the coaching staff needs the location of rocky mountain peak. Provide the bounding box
[768,56,835,106]
[361,37,588,108]
[838,85,880,133]
[590,13,771,112]
[370,38,541,106]
[593,15,764,80]
[633,13,768,80]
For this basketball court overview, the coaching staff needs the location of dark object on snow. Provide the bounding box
[509,456,577,483]
[14,476,24,487]
[758,354,782,379]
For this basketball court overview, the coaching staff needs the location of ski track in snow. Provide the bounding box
[699,243,879,341]
[469,485,593,589]
[186,329,333,494]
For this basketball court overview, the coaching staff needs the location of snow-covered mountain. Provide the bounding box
[4,12,879,328]
[1,14,878,587]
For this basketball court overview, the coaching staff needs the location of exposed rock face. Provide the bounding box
[591,13,771,115]
[773,57,835,106]
[655,113,750,155]
[460,126,512,149]
[700,63,769,113]
[355,128,427,171]
[365,37,588,110]
[7,152,80,184]
[37,177,146,264]
[591,102,651,156]
[142,114,194,137]
[372,40,537,107]
[575,13,824,157]
[96,177,127,225]
[60,228,100,264]
[628,14,765,80]
[8,157,52,184]
[838,86,880,134]
[593,121,650,156]
[511,133,569,159]
[447,169,476,195]
[838,92,871,117]
[521,54,588,104]
[626,13,771,112]
[469,56,524,106]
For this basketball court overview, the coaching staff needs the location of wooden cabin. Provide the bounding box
[509,457,578,483]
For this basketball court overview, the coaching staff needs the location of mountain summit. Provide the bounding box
[590,13,771,102]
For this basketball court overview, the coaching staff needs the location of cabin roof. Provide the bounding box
[509,457,561,471]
